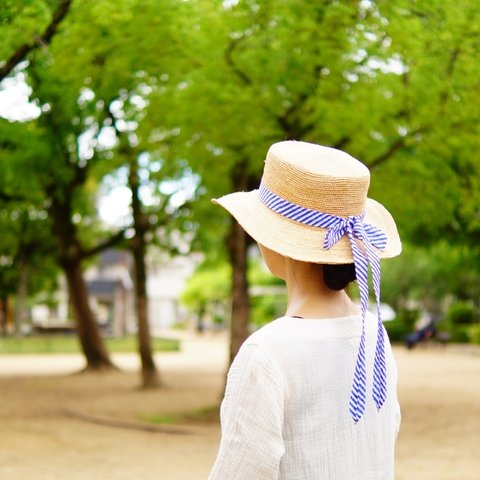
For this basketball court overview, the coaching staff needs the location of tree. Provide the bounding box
[0,0,194,374]
[94,1,201,384]
[1,1,119,368]
[0,205,59,336]
[0,113,120,368]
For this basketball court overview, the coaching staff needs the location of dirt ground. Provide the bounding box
[0,332,479,480]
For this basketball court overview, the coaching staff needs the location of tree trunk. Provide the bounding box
[227,215,251,365]
[14,254,29,336]
[226,159,253,365]
[131,239,161,388]
[129,158,161,389]
[49,185,115,371]
[0,294,8,336]
[215,154,255,403]
[63,258,116,370]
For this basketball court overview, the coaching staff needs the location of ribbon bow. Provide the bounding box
[259,183,389,422]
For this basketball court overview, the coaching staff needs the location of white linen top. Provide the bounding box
[209,312,401,479]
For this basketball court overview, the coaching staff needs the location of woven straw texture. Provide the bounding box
[213,141,401,264]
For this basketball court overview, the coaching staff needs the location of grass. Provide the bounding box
[142,405,220,425]
[0,335,180,355]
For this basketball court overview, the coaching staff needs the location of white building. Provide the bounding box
[31,248,200,336]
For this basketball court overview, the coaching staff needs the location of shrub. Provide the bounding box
[466,325,480,345]
[436,302,479,343]
[449,325,471,343]
[384,320,409,343]
[445,301,478,326]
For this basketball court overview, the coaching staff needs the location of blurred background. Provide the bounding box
[1,1,479,479]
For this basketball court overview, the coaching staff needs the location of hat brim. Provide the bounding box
[213,190,401,264]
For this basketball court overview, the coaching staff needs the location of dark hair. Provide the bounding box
[323,264,356,291]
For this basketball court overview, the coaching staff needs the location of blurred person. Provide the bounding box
[209,141,402,479]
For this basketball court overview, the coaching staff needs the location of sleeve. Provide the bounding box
[208,343,286,480]
[388,332,401,440]
[395,399,401,439]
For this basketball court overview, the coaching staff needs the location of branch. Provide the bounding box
[0,0,73,81]
[438,46,461,107]
[367,137,406,170]
[0,190,28,202]
[70,162,89,190]
[367,128,422,170]
[27,61,77,181]
[81,229,128,259]
[332,135,351,150]
[224,37,253,86]
[275,63,324,139]
[40,105,87,191]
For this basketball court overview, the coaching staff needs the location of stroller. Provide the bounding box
[404,318,437,349]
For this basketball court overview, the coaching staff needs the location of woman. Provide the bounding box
[209,140,402,479]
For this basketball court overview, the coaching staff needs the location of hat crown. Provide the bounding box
[262,141,370,217]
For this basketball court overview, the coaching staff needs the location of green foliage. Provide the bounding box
[381,242,480,344]
[439,323,470,344]
[248,257,283,287]
[248,258,286,327]
[384,319,410,343]
[384,307,420,343]
[409,300,480,344]
[381,242,480,311]
[445,301,478,326]
[250,294,287,329]
[370,0,480,245]
[180,262,231,310]
[180,256,287,327]
[0,201,59,303]
[466,325,480,345]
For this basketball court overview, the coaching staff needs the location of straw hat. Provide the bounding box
[213,140,401,264]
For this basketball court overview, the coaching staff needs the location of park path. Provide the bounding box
[0,332,479,479]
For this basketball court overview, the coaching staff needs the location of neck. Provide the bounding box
[283,258,359,319]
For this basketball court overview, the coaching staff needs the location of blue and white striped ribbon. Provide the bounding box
[259,182,388,423]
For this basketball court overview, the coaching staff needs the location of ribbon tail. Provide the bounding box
[360,224,388,411]
[347,228,370,422]
[372,323,387,410]
[349,328,367,423]
[371,251,387,410]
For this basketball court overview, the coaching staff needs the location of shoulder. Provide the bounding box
[226,330,287,396]
[241,317,290,352]
[233,317,303,376]
[248,316,294,342]
[231,318,289,373]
